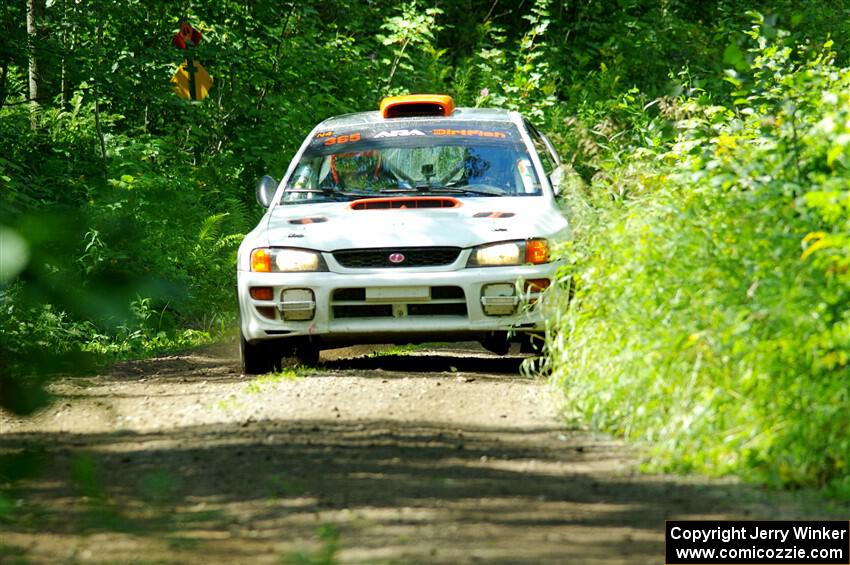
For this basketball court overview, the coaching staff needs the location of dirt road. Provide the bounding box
[0,343,843,564]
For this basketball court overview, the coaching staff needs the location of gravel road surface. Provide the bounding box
[0,343,843,564]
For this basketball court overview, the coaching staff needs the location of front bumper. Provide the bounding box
[237,259,559,345]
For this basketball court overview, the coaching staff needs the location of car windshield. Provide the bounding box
[283,121,541,203]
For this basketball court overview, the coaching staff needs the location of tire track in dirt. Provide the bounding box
[0,343,844,564]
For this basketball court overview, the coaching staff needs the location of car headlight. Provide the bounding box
[250,248,327,272]
[467,239,550,267]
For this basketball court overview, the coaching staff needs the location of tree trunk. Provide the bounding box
[0,61,8,112]
[27,0,46,129]
[60,0,69,108]
[0,0,10,111]
[94,9,107,171]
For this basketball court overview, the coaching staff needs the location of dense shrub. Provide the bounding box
[548,25,850,496]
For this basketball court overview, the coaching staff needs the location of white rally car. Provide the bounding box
[237,95,568,373]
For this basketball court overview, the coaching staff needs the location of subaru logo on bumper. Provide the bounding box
[388,253,405,264]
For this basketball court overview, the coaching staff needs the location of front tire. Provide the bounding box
[520,332,545,354]
[480,332,511,355]
[293,340,320,366]
[240,333,282,375]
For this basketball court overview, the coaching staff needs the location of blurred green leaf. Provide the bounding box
[723,43,749,72]
[0,227,30,284]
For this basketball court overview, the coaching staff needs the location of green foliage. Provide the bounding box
[378,2,445,93]
[139,470,179,507]
[284,523,340,565]
[244,367,309,394]
[455,0,557,121]
[547,22,850,495]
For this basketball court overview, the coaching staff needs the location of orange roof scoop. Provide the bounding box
[380,94,454,119]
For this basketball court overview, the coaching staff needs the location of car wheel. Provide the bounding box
[293,340,320,366]
[520,332,545,354]
[240,332,282,375]
[480,332,511,355]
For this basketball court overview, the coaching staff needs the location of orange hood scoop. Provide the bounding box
[350,197,460,210]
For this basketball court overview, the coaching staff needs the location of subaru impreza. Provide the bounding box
[236,95,568,373]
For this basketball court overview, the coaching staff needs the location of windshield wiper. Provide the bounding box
[432,187,504,197]
[283,188,372,202]
[379,186,504,197]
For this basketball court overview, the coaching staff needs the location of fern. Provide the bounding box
[221,196,252,233]
[196,213,228,247]
[214,233,245,251]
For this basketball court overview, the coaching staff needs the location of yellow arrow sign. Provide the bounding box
[171,60,213,101]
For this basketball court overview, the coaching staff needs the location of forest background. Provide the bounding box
[1,0,849,498]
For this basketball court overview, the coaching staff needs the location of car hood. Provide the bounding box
[260,197,568,251]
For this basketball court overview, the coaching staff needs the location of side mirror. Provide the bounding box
[256,175,278,208]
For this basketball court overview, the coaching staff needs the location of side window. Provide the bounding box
[524,120,558,175]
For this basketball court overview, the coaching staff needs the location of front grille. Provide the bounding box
[332,286,463,302]
[330,286,468,319]
[332,303,468,319]
[332,288,366,301]
[408,303,467,316]
[333,247,461,269]
[333,305,393,318]
[430,286,464,300]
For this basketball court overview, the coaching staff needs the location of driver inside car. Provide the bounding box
[320,150,397,191]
